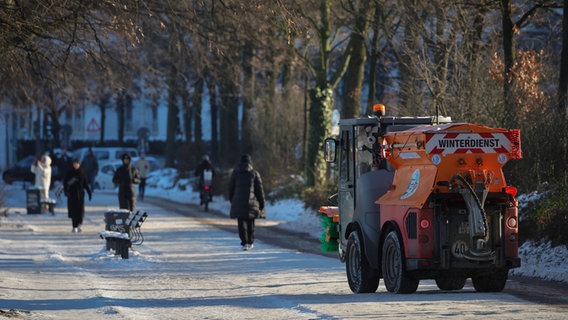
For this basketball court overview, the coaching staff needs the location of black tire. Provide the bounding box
[382,231,419,294]
[204,200,209,212]
[472,270,508,292]
[435,277,467,291]
[346,231,380,293]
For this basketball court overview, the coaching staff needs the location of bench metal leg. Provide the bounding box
[117,239,130,259]
[105,238,131,259]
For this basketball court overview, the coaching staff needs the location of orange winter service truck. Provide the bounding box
[320,105,522,294]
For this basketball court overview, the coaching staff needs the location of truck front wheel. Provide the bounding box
[382,231,419,294]
[346,231,380,293]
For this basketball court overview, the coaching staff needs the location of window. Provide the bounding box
[95,151,110,161]
[339,130,350,181]
[355,125,377,179]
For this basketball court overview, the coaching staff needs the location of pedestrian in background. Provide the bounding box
[30,153,52,200]
[228,154,265,251]
[134,152,150,201]
[56,148,74,182]
[81,148,99,193]
[194,154,216,205]
[112,153,140,211]
[64,158,92,233]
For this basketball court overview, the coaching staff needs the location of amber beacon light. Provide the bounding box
[373,103,386,117]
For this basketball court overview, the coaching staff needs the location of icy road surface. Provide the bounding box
[0,188,566,320]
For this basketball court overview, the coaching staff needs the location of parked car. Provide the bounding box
[2,155,37,184]
[131,156,162,173]
[73,147,138,163]
[94,156,161,190]
[94,161,122,190]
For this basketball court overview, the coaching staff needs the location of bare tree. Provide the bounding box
[277,0,359,186]
[341,0,374,118]
[560,0,568,185]
[559,0,568,118]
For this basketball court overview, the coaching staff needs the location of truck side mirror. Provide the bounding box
[324,138,337,163]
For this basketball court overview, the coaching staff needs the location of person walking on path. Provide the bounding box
[30,154,52,200]
[81,148,99,193]
[228,154,265,251]
[63,158,92,233]
[134,152,150,201]
[112,153,140,211]
[194,155,216,205]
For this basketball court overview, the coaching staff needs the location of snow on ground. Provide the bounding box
[1,168,567,286]
[142,169,567,283]
[0,171,567,319]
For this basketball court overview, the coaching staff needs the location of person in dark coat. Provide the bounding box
[56,148,74,182]
[112,153,141,211]
[228,154,265,251]
[63,158,92,233]
[81,148,99,192]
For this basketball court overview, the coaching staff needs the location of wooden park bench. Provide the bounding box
[98,210,148,259]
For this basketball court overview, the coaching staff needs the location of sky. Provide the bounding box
[0,169,566,319]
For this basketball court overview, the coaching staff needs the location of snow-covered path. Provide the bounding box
[0,186,566,319]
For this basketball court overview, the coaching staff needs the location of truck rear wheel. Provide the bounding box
[435,277,466,291]
[472,270,508,292]
[382,231,419,294]
[346,231,380,293]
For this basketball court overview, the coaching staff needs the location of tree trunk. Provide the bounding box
[206,71,219,162]
[264,50,277,154]
[306,0,332,187]
[218,67,239,167]
[116,89,125,145]
[559,0,568,119]
[398,20,417,114]
[562,0,568,184]
[192,77,204,144]
[165,67,179,167]
[181,86,192,143]
[464,7,486,119]
[241,41,255,155]
[307,84,333,187]
[48,111,61,149]
[99,95,108,145]
[302,74,308,173]
[501,0,517,127]
[125,93,133,141]
[304,0,352,186]
[432,4,449,115]
[342,1,372,118]
[366,5,381,115]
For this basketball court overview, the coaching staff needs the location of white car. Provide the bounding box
[94,161,121,190]
[131,156,161,173]
[74,147,138,163]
